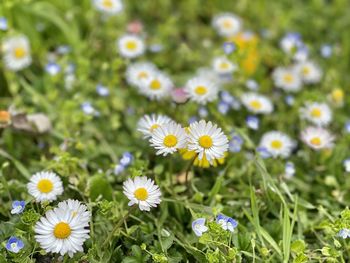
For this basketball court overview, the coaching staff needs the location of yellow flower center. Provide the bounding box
[223,20,232,29]
[310,108,322,118]
[310,137,321,146]
[53,222,71,239]
[195,86,207,95]
[126,41,137,50]
[283,74,294,83]
[37,179,53,193]
[134,187,148,201]
[302,66,310,75]
[150,124,160,131]
[270,140,283,149]
[163,134,178,147]
[137,71,148,79]
[220,62,230,69]
[150,79,161,90]
[199,135,213,148]
[14,47,26,59]
[102,0,113,8]
[249,100,262,110]
[332,89,344,102]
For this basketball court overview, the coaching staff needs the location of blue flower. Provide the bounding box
[284,162,295,179]
[229,135,243,153]
[218,101,230,115]
[11,200,26,214]
[246,115,259,130]
[56,45,71,55]
[216,214,238,232]
[320,44,332,58]
[198,107,208,118]
[0,17,8,31]
[344,121,350,133]
[5,236,24,253]
[257,147,271,159]
[114,164,125,175]
[285,95,295,106]
[96,84,110,97]
[149,44,163,53]
[120,152,133,167]
[338,229,350,239]
[192,218,208,237]
[188,116,198,124]
[220,91,235,104]
[222,42,236,54]
[343,158,350,173]
[45,62,61,76]
[81,102,96,115]
[245,79,259,90]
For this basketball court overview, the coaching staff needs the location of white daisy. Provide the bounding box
[123,176,161,211]
[259,131,295,158]
[212,13,242,37]
[187,120,229,162]
[34,204,90,257]
[27,171,63,202]
[93,0,123,15]
[137,114,173,138]
[150,122,187,156]
[241,93,273,114]
[117,34,145,59]
[300,102,332,126]
[126,62,157,87]
[272,66,302,92]
[301,126,334,150]
[138,72,173,100]
[212,56,237,75]
[296,60,322,84]
[2,35,32,71]
[185,77,219,105]
[57,199,91,224]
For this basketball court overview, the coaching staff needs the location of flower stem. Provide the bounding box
[185,156,196,190]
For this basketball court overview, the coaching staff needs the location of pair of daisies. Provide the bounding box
[272,60,322,92]
[137,114,229,163]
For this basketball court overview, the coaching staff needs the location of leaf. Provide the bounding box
[88,174,113,201]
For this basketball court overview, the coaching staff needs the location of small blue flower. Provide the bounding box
[285,95,295,106]
[6,236,24,253]
[285,162,295,179]
[245,79,259,90]
[320,44,332,58]
[56,45,71,55]
[257,147,271,159]
[343,158,350,173]
[45,62,61,76]
[81,102,99,116]
[338,229,350,239]
[222,42,236,54]
[246,115,259,130]
[0,17,8,31]
[149,44,163,53]
[192,218,208,237]
[11,201,25,215]
[344,121,350,133]
[294,45,309,61]
[198,107,208,118]
[65,63,76,74]
[220,91,235,104]
[96,84,110,97]
[229,135,243,153]
[218,101,230,115]
[188,116,198,124]
[114,164,125,175]
[120,152,133,167]
[216,214,238,232]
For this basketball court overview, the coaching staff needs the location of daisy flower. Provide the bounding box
[259,131,295,158]
[137,114,173,138]
[212,56,237,75]
[296,60,322,84]
[186,120,229,162]
[272,66,302,92]
[57,199,91,224]
[301,126,334,150]
[27,171,63,202]
[123,176,161,211]
[34,204,90,257]
[93,0,123,15]
[117,34,145,59]
[185,77,219,105]
[212,13,242,37]
[150,122,187,156]
[241,93,273,114]
[2,35,32,71]
[138,72,173,100]
[300,102,332,126]
[126,62,157,87]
